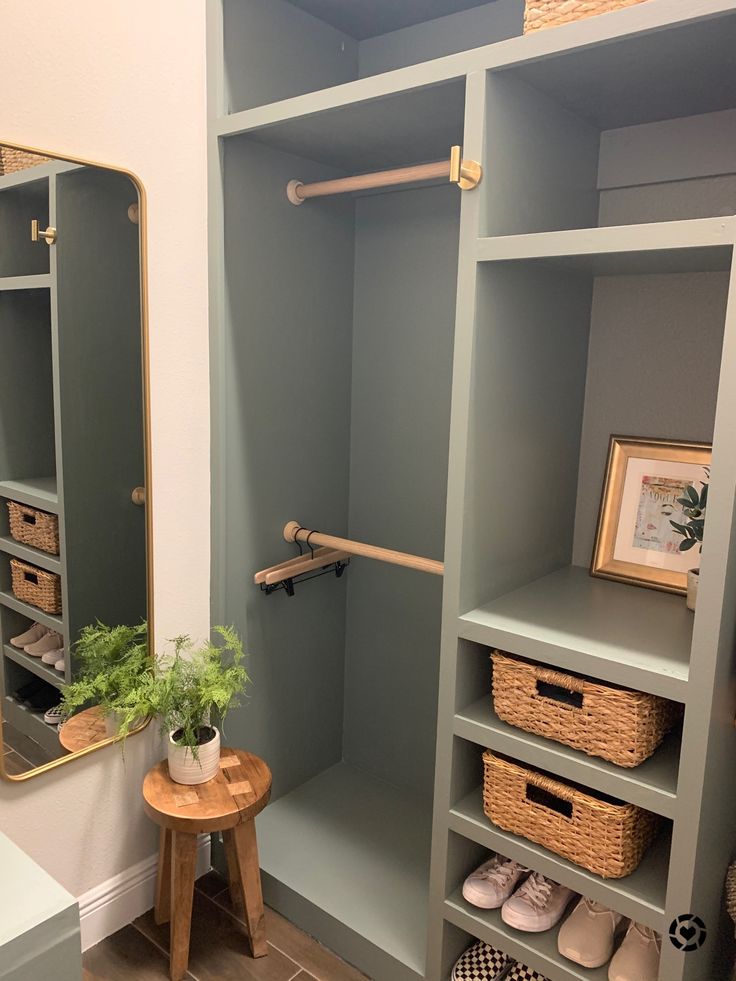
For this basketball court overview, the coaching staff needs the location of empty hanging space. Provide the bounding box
[221,0,523,114]
[0,174,52,280]
[217,82,470,981]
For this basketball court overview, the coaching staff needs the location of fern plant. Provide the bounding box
[60,621,149,733]
[129,626,250,757]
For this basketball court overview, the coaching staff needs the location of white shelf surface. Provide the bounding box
[0,274,52,292]
[445,891,610,981]
[0,477,58,513]
[475,217,735,275]
[459,567,692,703]
[450,789,670,932]
[454,697,680,819]
[257,761,432,979]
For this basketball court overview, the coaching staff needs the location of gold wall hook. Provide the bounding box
[449,145,482,190]
[31,219,57,245]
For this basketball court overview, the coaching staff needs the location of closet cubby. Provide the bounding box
[209,3,736,979]
[220,0,524,115]
[0,177,50,278]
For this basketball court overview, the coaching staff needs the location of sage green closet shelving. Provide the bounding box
[208,2,736,979]
[0,160,146,761]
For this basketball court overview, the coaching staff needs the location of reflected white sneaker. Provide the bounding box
[25,630,63,657]
[44,703,63,726]
[42,645,65,665]
[558,897,624,967]
[10,622,47,648]
[608,922,661,981]
[54,656,66,673]
[501,872,575,932]
[462,854,528,909]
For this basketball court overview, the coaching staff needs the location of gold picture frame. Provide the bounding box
[591,436,711,594]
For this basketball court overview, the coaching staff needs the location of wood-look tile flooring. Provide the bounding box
[2,719,54,775]
[83,870,370,981]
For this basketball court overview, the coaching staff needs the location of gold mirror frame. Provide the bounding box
[0,140,154,781]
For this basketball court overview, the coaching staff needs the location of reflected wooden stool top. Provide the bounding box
[142,748,272,981]
[142,748,271,833]
[58,705,107,753]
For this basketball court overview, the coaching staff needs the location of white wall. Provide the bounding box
[0,0,210,896]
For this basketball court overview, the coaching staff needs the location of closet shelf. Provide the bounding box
[449,789,669,932]
[454,698,679,820]
[458,567,691,703]
[444,893,610,981]
[0,477,58,513]
[0,274,52,292]
[0,591,63,632]
[3,644,64,690]
[475,216,735,275]
[0,537,61,574]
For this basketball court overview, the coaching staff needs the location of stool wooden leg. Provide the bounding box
[155,828,172,925]
[170,831,198,981]
[222,827,245,919]
[225,820,267,958]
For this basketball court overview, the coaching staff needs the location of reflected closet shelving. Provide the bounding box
[0,160,146,760]
[207,2,736,979]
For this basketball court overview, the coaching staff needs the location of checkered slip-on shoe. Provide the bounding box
[451,940,510,980]
[506,963,551,981]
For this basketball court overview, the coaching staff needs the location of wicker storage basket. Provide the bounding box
[483,751,661,878]
[524,0,648,33]
[7,501,60,555]
[0,147,50,175]
[10,558,62,614]
[491,651,681,768]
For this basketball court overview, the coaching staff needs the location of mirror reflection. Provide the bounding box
[0,144,149,778]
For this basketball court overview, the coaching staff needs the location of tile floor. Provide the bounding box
[2,719,55,774]
[83,869,369,981]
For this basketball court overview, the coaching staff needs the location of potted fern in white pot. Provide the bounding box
[669,473,708,611]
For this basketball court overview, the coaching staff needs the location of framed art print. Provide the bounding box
[591,436,711,594]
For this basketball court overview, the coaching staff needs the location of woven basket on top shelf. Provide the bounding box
[7,500,60,555]
[483,751,661,878]
[10,558,62,614]
[491,651,682,768]
[0,147,50,175]
[524,0,648,33]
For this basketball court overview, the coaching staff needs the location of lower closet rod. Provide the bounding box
[283,521,444,576]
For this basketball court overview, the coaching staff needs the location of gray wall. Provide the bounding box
[342,185,459,798]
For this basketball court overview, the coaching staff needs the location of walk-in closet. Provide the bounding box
[208,2,736,980]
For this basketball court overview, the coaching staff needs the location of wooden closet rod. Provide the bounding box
[286,145,482,205]
[283,521,444,576]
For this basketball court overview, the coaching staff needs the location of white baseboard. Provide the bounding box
[78,834,211,951]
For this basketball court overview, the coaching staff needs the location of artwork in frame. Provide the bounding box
[591,436,711,594]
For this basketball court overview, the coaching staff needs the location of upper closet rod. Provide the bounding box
[286,145,482,206]
[284,521,444,576]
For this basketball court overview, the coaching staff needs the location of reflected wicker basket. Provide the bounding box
[524,0,648,33]
[0,147,50,175]
[7,501,60,555]
[10,558,62,614]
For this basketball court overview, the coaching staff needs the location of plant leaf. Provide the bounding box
[679,538,698,551]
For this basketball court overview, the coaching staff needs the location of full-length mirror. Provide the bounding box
[0,143,150,779]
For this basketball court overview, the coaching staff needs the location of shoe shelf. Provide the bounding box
[0,591,63,633]
[3,644,64,690]
[449,790,670,934]
[0,477,58,513]
[0,274,52,292]
[454,700,679,820]
[444,891,610,981]
[458,568,692,704]
[2,695,62,758]
[0,536,62,575]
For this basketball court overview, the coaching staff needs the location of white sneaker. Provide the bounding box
[54,656,66,673]
[501,872,576,932]
[44,703,63,726]
[558,897,624,968]
[462,854,528,909]
[42,645,65,665]
[608,922,661,981]
[25,630,63,657]
[10,622,47,648]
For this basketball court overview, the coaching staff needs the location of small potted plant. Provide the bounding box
[670,472,708,611]
[137,626,250,785]
[60,621,149,738]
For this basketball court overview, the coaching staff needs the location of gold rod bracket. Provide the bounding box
[449,145,482,191]
[31,219,57,245]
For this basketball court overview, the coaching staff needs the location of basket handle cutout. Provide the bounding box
[23,571,38,585]
[526,782,573,819]
[536,679,583,709]
[22,513,37,525]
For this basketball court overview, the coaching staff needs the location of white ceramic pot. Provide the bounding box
[686,568,700,612]
[167,726,221,785]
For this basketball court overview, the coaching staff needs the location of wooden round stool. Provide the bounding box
[142,748,272,981]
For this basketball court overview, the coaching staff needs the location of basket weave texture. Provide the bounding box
[483,751,661,878]
[0,147,50,175]
[491,651,681,768]
[10,558,62,614]
[524,0,647,32]
[7,501,60,555]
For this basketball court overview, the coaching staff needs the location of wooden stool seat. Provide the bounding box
[143,748,272,981]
